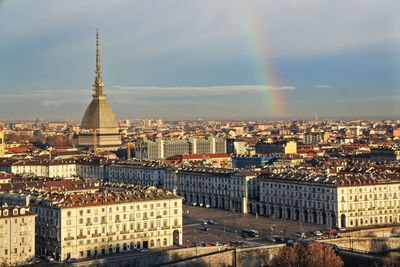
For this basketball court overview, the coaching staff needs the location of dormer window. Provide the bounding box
[3,210,8,216]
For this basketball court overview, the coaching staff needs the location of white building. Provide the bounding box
[76,157,110,180]
[0,205,36,266]
[254,169,400,229]
[0,159,77,178]
[164,166,256,213]
[108,160,166,187]
[29,184,182,261]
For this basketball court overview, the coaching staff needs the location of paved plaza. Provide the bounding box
[182,205,327,246]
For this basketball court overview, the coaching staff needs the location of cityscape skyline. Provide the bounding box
[0,0,399,120]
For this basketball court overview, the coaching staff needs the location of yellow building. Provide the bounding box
[284,141,297,154]
[0,128,4,157]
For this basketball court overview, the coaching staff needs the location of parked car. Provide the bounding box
[205,204,210,208]
[330,244,340,254]
[267,237,277,243]
[313,231,323,236]
[286,240,296,246]
[45,256,55,262]
[201,220,208,225]
[140,249,149,253]
[66,258,77,263]
[339,227,347,232]
[208,219,215,225]
[201,227,209,231]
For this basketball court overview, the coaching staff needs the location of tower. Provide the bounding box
[78,30,122,151]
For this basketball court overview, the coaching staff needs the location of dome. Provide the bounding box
[81,97,118,130]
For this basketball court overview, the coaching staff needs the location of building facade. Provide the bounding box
[0,206,36,266]
[255,141,297,155]
[29,185,182,261]
[135,137,226,160]
[0,159,77,178]
[108,161,166,187]
[253,171,400,229]
[0,129,4,158]
[164,167,256,213]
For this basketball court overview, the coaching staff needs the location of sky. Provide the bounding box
[0,0,399,121]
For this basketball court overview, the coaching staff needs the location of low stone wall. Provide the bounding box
[322,237,400,253]
[71,246,228,267]
[235,245,284,267]
[160,244,285,267]
[162,250,234,267]
[341,225,400,238]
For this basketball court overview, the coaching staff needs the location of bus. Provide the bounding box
[241,229,259,238]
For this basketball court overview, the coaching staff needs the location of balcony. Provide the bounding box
[86,222,92,226]
[106,232,116,236]
[161,226,170,230]
[64,236,75,241]
[92,233,102,238]
[172,225,181,229]
[115,219,121,223]
[149,227,157,231]
[135,229,144,233]
[77,235,87,239]
[101,221,107,224]
[156,215,162,219]
[120,230,130,234]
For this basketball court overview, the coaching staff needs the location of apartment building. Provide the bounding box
[76,157,111,180]
[29,184,182,261]
[164,166,256,213]
[0,159,77,178]
[255,169,400,228]
[108,161,166,186]
[0,205,36,266]
[135,137,226,160]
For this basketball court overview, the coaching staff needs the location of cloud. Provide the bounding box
[0,89,89,103]
[313,85,331,88]
[345,95,400,103]
[111,85,296,97]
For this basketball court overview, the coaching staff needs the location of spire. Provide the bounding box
[93,29,105,97]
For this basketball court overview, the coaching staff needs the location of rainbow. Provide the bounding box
[238,2,288,118]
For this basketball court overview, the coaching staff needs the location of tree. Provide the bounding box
[376,252,400,267]
[271,242,344,267]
